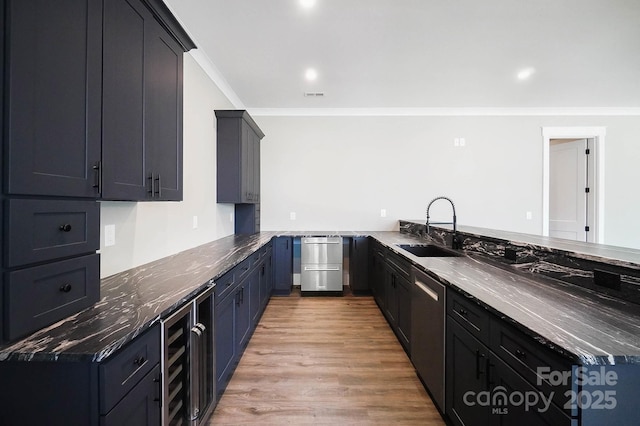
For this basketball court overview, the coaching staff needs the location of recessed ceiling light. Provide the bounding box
[305,68,318,81]
[517,67,536,81]
[300,0,316,9]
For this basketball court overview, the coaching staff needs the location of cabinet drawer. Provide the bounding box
[447,290,491,345]
[214,269,236,302]
[490,319,574,414]
[4,199,100,267]
[214,256,252,302]
[100,325,160,414]
[4,254,100,340]
[386,251,411,281]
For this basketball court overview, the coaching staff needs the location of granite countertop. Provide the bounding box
[378,238,640,365]
[402,220,640,269]
[2,229,640,366]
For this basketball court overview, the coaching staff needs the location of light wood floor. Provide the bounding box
[208,291,445,425]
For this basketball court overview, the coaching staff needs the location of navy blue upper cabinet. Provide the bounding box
[5,0,103,197]
[102,0,191,201]
[216,110,265,204]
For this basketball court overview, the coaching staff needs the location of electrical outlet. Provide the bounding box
[454,138,460,147]
[105,224,116,247]
[526,211,532,220]
[192,215,198,229]
[380,209,387,218]
[459,137,466,147]
[290,212,297,220]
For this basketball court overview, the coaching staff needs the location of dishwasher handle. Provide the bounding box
[415,279,439,301]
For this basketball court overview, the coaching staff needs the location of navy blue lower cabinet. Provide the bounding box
[273,237,293,295]
[214,289,237,396]
[101,365,161,426]
[249,269,261,325]
[235,281,252,352]
[349,237,370,293]
[446,317,490,426]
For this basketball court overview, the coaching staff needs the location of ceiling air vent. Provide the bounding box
[304,92,324,97]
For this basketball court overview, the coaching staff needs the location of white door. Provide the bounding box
[549,138,596,242]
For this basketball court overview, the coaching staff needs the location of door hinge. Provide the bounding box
[585,148,590,155]
[585,187,590,193]
[585,226,590,232]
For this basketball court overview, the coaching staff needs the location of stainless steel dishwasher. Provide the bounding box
[411,266,446,412]
[300,237,343,293]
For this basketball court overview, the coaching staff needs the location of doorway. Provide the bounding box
[548,138,595,242]
[542,127,606,243]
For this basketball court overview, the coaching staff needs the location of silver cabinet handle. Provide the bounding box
[415,280,439,301]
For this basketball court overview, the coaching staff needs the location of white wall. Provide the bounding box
[257,114,640,249]
[99,54,236,278]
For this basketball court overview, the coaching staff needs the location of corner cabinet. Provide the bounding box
[101,0,195,201]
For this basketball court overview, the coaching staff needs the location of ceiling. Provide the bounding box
[164,0,640,111]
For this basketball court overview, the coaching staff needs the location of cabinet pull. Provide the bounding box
[475,350,486,379]
[515,349,527,359]
[59,224,72,232]
[92,161,102,192]
[148,175,155,197]
[458,308,468,316]
[59,284,72,293]
[154,174,161,198]
[133,356,146,366]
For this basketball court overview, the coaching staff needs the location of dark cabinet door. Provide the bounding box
[273,237,293,295]
[489,356,572,426]
[102,0,183,201]
[6,0,102,197]
[235,283,252,352]
[259,257,272,308]
[101,0,149,200]
[101,365,161,426]
[371,249,386,309]
[384,267,399,326]
[350,237,369,292]
[215,290,237,395]
[145,17,183,201]
[249,269,261,325]
[215,110,264,204]
[446,318,490,426]
[395,273,412,352]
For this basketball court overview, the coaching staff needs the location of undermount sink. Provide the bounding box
[396,244,461,258]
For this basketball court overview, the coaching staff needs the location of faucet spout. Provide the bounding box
[426,196,459,249]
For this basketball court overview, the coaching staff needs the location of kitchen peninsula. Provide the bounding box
[1,224,640,425]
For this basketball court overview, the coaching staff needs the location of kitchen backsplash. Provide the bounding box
[400,220,640,306]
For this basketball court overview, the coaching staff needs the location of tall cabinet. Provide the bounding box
[216,110,265,234]
[1,0,195,344]
[102,0,191,201]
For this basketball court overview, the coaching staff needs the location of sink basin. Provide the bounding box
[396,244,461,257]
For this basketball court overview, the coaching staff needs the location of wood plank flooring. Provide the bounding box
[208,291,445,425]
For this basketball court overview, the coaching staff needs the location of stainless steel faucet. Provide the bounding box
[426,196,460,249]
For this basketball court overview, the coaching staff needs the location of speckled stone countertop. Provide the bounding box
[2,229,640,366]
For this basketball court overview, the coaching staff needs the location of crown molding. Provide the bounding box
[248,107,640,117]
